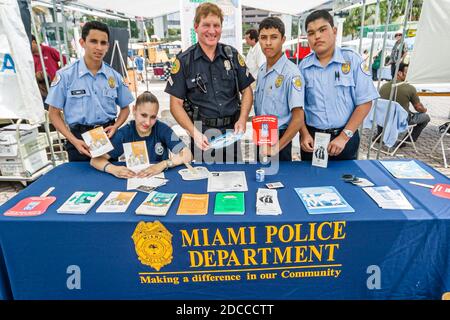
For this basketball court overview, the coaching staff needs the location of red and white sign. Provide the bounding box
[252,115,278,146]
[4,196,56,217]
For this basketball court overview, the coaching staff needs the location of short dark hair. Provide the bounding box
[258,17,285,38]
[305,10,334,31]
[31,34,36,42]
[136,91,159,108]
[245,29,259,42]
[398,62,409,73]
[82,21,110,41]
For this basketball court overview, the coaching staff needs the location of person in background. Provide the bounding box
[90,91,192,178]
[31,34,67,82]
[244,28,266,80]
[379,63,430,145]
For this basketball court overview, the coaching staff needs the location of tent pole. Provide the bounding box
[376,0,414,160]
[358,0,367,54]
[52,0,65,70]
[367,0,393,159]
[60,1,69,65]
[30,6,50,92]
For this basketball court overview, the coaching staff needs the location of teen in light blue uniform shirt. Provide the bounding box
[299,10,379,160]
[46,58,133,126]
[255,17,304,161]
[46,21,134,162]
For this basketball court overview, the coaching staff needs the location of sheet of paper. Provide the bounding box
[312,132,330,168]
[256,188,282,215]
[207,171,248,192]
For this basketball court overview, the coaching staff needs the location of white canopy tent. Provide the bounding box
[76,0,330,18]
[406,0,450,88]
[0,0,44,124]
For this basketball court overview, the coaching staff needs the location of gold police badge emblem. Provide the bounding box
[341,62,351,74]
[132,221,173,271]
[292,76,302,91]
[171,58,180,74]
[108,76,116,88]
[238,54,246,67]
[275,75,284,88]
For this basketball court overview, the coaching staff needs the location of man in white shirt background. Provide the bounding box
[244,29,266,80]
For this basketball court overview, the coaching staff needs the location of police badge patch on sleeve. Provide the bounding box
[292,76,302,91]
[360,61,371,76]
[171,59,181,74]
[50,73,61,87]
[238,54,246,67]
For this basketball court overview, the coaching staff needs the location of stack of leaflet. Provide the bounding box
[363,186,414,210]
[256,188,282,215]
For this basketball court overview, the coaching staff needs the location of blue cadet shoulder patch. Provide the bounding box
[292,76,302,91]
[360,61,371,76]
[50,73,61,87]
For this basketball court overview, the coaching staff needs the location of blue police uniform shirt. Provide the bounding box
[255,54,304,129]
[108,120,186,162]
[45,58,134,127]
[299,47,380,130]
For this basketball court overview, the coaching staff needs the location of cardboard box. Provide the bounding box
[0,124,40,157]
[0,148,49,176]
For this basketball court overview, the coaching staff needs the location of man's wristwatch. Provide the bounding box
[342,129,354,139]
[165,159,173,170]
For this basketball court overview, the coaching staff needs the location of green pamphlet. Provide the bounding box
[214,192,245,215]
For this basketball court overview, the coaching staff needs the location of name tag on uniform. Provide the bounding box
[71,89,86,96]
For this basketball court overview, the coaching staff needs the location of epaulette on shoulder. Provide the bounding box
[177,45,195,59]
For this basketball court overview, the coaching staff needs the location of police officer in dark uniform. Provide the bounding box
[165,3,254,163]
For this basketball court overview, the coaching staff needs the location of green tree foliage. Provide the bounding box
[343,0,423,37]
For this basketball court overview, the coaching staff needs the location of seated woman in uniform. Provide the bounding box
[90,91,192,178]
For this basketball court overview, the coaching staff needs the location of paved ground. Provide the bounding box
[1,77,449,205]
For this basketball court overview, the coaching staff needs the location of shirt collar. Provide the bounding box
[194,43,227,61]
[262,53,288,77]
[78,57,107,78]
[303,47,346,68]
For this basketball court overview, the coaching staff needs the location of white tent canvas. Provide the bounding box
[406,0,450,86]
[77,0,329,18]
[0,0,45,124]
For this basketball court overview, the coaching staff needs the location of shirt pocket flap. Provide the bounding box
[103,88,118,99]
[335,76,355,87]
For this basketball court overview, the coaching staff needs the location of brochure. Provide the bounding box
[57,191,104,214]
[380,160,434,179]
[127,173,167,191]
[96,192,137,213]
[177,194,209,215]
[363,186,414,210]
[209,131,243,149]
[135,192,177,216]
[312,132,330,168]
[294,186,354,214]
[207,171,248,192]
[214,193,245,215]
[81,126,114,158]
[252,115,278,146]
[256,188,282,215]
[123,141,150,173]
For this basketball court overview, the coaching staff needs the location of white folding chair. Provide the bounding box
[430,122,450,168]
[364,99,417,156]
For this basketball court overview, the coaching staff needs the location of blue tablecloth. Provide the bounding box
[0,160,449,300]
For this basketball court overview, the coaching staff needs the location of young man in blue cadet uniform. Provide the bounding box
[165,2,254,163]
[255,17,304,161]
[46,21,134,162]
[298,10,379,160]
[91,91,192,178]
